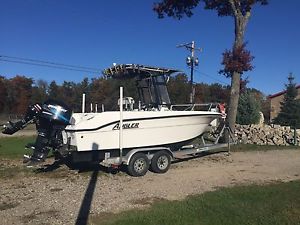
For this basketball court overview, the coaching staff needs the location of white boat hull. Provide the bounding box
[65,111,221,152]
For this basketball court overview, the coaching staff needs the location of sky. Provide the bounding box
[0,0,299,95]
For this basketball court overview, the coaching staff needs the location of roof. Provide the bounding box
[268,84,300,99]
[103,64,180,79]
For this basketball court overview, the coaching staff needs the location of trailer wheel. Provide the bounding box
[127,153,149,177]
[150,151,171,174]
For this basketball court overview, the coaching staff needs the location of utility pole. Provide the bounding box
[177,41,202,103]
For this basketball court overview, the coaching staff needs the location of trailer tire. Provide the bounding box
[127,153,149,177]
[150,151,171,174]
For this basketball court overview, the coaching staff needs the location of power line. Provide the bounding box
[0,55,102,74]
[193,68,230,85]
[0,54,101,71]
[0,58,101,74]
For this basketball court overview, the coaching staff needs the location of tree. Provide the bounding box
[208,83,230,103]
[153,0,268,131]
[31,79,49,104]
[247,87,269,122]
[167,73,190,104]
[6,76,33,114]
[0,76,8,113]
[274,74,300,128]
[90,77,117,111]
[59,81,78,111]
[194,82,230,103]
[194,82,211,103]
[48,81,60,100]
[73,78,90,112]
[236,90,261,125]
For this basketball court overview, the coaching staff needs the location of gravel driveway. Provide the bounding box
[1,150,300,225]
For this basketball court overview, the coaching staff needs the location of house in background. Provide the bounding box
[269,85,300,121]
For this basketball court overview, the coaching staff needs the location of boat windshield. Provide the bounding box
[137,74,170,107]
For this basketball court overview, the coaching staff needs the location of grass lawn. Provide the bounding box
[90,180,300,225]
[0,136,36,159]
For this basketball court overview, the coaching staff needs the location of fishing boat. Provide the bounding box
[64,64,221,152]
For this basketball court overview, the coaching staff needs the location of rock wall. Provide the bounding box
[235,124,300,146]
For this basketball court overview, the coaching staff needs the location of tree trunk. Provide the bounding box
[227,14,248,132]
[227,71,241,131]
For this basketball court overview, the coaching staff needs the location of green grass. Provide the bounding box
[90,180,300,225]
[0,136,36,159]
[0,136,37,179]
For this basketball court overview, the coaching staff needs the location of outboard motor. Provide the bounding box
[2,100,72,166]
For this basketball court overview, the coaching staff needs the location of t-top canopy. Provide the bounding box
[103,64,180,79]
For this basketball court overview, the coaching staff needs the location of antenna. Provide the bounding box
[177,41,202,103]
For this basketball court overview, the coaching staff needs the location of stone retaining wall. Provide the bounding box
[235,124,300,146]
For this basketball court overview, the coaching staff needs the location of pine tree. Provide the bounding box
[274,74,300,128]
[236,91,261,125]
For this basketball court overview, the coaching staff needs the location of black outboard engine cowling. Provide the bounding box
[1,99,72,166]
[29,100,72,165]
[40,99,72,125]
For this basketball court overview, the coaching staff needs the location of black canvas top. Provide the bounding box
[103,64,180,79]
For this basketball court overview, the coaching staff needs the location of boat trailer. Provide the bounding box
[93,86,236,176]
